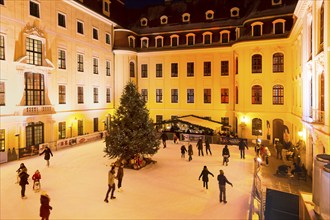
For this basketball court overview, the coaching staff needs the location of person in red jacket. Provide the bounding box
[32,170,41,191]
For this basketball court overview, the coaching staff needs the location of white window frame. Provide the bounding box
[57,12,66,28]
[140,17,148,27]
[92,27,99,40]
[220,30,230,43]
[160,15,168,25]
[141,37,149,48]
[203,32,212,44]
[128,36,135,48]
[272,19,286,34]
[105,32,111,45]
[186,33,195,46]
[170,35,179,47]
[77,20,84,35]
[230,7,240,18]
[251,22,263,37]
[155,36,163,48]
[205,10,214,20]
[182,13,190,22]
[29,0,40,18]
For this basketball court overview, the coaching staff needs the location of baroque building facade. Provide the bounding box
[0,0,329,180]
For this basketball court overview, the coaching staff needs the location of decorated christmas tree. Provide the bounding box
[104,81,160,169]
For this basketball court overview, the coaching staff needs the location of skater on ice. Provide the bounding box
[104,166,116,202]
[40,191,53,220]
[198,165,214,191]
[32,170,41,191]
[222,145,230,166]
[217,169,233,204]
[16,163,27,184]
[19,167,29,199]
[39,146,53,167]
[180,144,187,158]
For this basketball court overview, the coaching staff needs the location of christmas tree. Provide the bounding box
[104,81,160,169]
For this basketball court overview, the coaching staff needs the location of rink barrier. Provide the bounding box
[249,157,264,220]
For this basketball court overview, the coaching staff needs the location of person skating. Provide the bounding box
[180,144,187,158]
[39,146,53,167]
[104,166,116,202]
[16,163,27,184]
[198,165,214,191]
[263,146,271,166]
[205,139,212,156]
[188,143,193,162]
[222,145,230,166]
[160,132,168,148]
[32,170,41,191]
[238,139,248,159]
[217,170,233,204]
[19,168,29,199]
[196,138,204,156]
[40,191,52,220]
[116,163,124,192]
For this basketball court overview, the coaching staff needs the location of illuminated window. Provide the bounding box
[204,61,211,76]
[252,118,262,136]
[26,37,42,66]
[93,58,99,74]
[187,62,194,77]
[273,85,284,105]
[204,89,211,103]
[171,63,178,77]
[24,73,45,106]
[156,89,163,103]
[58,122,66,139]
[141,89,148,103]
[77,86,84,104]
[252,54,262,73]
[156,64,162,77]
[0,129,5,152]
[252,85,262,104]
[171,89,178,103]
[273,53,284,72]
[106,60,111,76]
[58,49,66,69]
[58,12,66,28]
[221,88,229,104]
[141,64,148,78]
[30,0,40,18]
[0,82,4,106]
[77,54,84,72]
[187,89,194,103]
[59,85,66,104]
[93,88,98,103]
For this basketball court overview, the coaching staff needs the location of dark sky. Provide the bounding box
[125,0,164,8]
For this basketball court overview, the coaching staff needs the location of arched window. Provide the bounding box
[252,85,262,104]
[220,30,230,43]
[141,37,149,48]
[273,53,284,72]
[186,33,195,46]
[252,118,262,136]
[252,54,262,73]
[203,32,212,44]
[273,85,284,105]
[251,22,263,36]
[155,36,163,48]
[273,19,286,34]
[128,36,135,48]
[170,35,179,47]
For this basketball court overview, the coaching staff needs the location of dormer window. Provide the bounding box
[141,37,149,48]
[140,18,148,27]
[128,36,135,48]
[235,27,240,40]
[103,0,110,17]
[155,36,163,48]
[230,7,239,18]
[273,19,285,34]
[272,0,282,6]
[170,35,179,47]
[251,22,263,37]
[160,15,168,25]
[182,13,190,22]
[220,30,230,43]
[203,32,212,44]
[205,10,214,20]
[186,33,195,46]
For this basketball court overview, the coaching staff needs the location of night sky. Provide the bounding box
[125,0,164,8]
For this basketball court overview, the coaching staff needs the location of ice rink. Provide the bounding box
[0,139,254,219]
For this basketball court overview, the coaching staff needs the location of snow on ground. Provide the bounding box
[1,140,254,220]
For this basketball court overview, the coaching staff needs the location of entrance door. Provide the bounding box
[272,119,283,143]
[26,122,44,151]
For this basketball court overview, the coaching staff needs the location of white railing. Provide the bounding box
[22,105,55,115]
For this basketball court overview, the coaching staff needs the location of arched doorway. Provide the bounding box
[272,119,283,143]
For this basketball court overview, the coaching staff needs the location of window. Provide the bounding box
[141,64,148,78]
[221,61,229,76]
[93,58,99,74]
[171,35,178,47]
[320,3,324,46]
[106,33,111,45]
[58,122,66,139]
[26,37,42,66]
[235,57,238,74]
[104,2,109,12]
[235,86,238,104]
[230,7,239,17]
[0,82,4,106]
[171,63,178,77]
[221,117,229,126]
[182,13,190,22]
[221,88,229,104]
[106,88,111,103]
[205,10,214,20]
[77,54,84,72]
[0,35,5,60]
[93,118,98,132]
[273,85,284,105]
[0,0,4,5]
[187,62,194,77]
[0,129,5,152]
[220,31,230,43]
[204,89,211,103]
[106,60,111,76]
[141,89,148,103]
[187,34,194,46]
[156,64,163,77]
[156,37,163,48]
[274,22,284,34]
[30,0,40,18]
[156,89,163,103]
[156,115,163,129]
[59,85,66,104]
[252,85,262,104]
[204,62,211,76]
[24,73,45,106]
[26,122,44,147]
[58,49,66,69]
[252,54,262,73]
[77,21,84,34]
[273,53,284,72]
[203,32,212,44]
[252,22,263,36]
[128,36,135,48]
[78,120,83,136]
[78,86,84,104]
[187,89,194,103]
[129,62,135,77]
[93,28,99,40]
[93,88,98,103]
[141,37,148,48]
[140,18,148,26]
[252,118,262,136]
[160,15,168,25]
[171,89,178,103]
[58,13,66,28]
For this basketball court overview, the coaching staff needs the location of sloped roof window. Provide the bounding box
[272,19,285,34]
[140,18,148,27]
[251,22,263,37]
[182,13,190,22]
[230,7,239,18]
[141,37,149,48]
[160,15,168,25]
[205,10,214,20]
[272,0,282,6]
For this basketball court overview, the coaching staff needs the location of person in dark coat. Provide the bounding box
[180,144,187,158]
[116,163,124,192]
[196,138,204,156]
[19,168,29,199]
[217,170,233,204]
[205,139,212,156]
[40,191,52,220]
[16,163,27,184]
[222,145,230,166]
[188,143,193,162]
[160,133,168,148]
[238,139,248,159]
[39,146,53,167]
[199,165,214,190]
